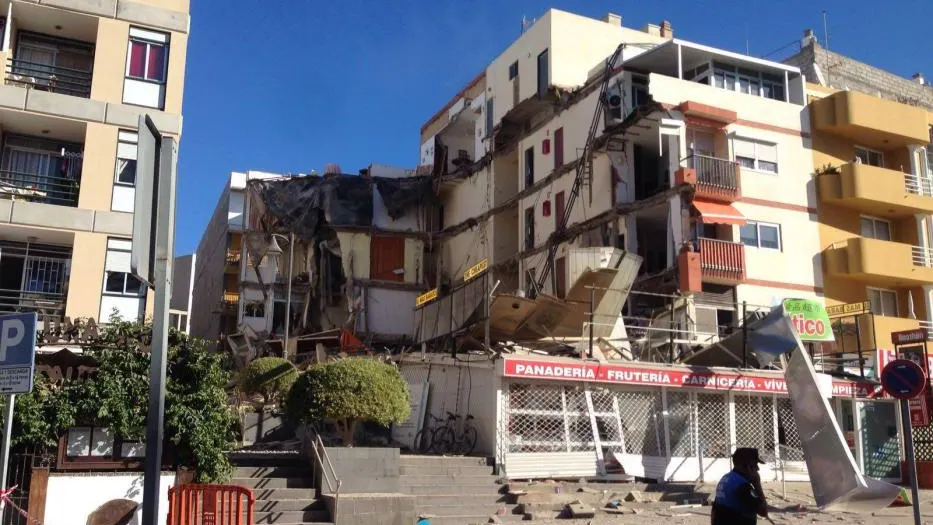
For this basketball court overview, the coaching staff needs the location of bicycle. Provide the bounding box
[432,411,478,456]
[412,413,446,454]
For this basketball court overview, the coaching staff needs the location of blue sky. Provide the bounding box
[175,0,932,255]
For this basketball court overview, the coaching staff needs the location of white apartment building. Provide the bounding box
[419,8,822,348]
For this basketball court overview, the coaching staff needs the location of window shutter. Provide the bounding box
[757,142,778,164]
[733,137,756,159]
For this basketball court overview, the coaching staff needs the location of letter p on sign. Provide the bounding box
[0,318,23,362]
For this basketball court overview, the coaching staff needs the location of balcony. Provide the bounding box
[0,170,80,207]
[5,57,92,99]
[0,290,66,321]
[824,237,933,286]
[225,250,241,273]
[675,155,741,203]
[678,238,746,292]
[817,163,933,216]
[0,240,71,322]
[810,90,930,149]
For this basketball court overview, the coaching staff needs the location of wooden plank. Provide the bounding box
[26,467,49,524]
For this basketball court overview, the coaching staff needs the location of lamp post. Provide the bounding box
[266,233,295,352]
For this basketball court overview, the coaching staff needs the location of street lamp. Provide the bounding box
[264,233,295,351]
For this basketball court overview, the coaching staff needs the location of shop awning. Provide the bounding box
[692,200,746,226]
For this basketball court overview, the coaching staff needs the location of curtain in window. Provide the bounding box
[14,43,55,82]
[128,41,147,77]
[146,44,165,81]
[2,148,52,189]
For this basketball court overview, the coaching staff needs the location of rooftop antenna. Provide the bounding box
[745,23,750,55]
[822,10,830,50]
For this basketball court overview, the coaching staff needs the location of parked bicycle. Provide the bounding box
[412,413,446,454]
[432,411,478,455]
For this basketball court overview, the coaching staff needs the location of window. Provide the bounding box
[102,238,144,296]
[115,131,138,185]
[860,216,892,241]
[524,207,535,250]
[733,137,778,173]
[485,98,494,139]
[536,49,549,97]
[854,146,883,168]
[508,61,519,80]
[553,127,564,169]
[126,27,168,82]
[739,221,782,250]
[711,62,786,101]
[867,287,898,317]
[524,146,535,187]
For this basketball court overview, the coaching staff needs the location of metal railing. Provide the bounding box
[698,237,745,278]
[226,250,242,266]
[905,174,933,197]
[6,57,92,98]
[222,291,240,303]
[307,431,341,524]
[919,319,933,339]
[686,154,739,189]
[911,245,933,267]
[0,289,66,320]
[0,169,80,206]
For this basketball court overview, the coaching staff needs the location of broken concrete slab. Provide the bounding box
[565,501,596,519]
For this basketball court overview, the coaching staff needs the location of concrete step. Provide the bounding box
[250,488,318,501]
[254,510,330,524]
[400,483,502,496]
[399,455,490,467]
[399,464,494,477]
[413,494,509,507]
[227,452,304,468]
[232,477,314,489]
[253,499,320,512]
[426,515,524,525]
[234,466,314,479]
[399,474,498,486]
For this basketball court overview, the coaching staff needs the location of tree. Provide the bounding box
[285,358,410,445]
[238,357,297,405]
[9,320,238,482]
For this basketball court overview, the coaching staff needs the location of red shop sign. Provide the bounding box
[502,358,881,398]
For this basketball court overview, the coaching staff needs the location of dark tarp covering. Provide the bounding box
[373,176,438,220]
[248,175,436,239]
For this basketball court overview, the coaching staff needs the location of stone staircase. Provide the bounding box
[399,455,521,525]
[230,453,333,525]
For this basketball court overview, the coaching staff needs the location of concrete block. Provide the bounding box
[92,210,133,236]
[40,0,117,17]
[116,0,188,32]
[26,90,105,122]
[105,103,181,135]
[0,199,12,223]
[565,501,595,518]
[10,201,93,231]
[0,85,27,110]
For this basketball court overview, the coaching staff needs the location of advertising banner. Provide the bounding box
[783,298,835,342]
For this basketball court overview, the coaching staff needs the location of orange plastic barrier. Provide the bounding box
[167,484,255,525]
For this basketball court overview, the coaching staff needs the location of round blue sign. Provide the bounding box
[881,359,927,400]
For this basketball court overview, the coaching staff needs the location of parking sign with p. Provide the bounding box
[0,313,36,394]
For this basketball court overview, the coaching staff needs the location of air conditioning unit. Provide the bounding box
[605,86,624,123]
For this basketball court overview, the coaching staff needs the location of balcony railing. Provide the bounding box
[911,245,933,267]
[223,291,240,304]
[905,174,933,197]
[0,170,80,206]
[681,154,741,202]
[0,289,66,321]
[699,237,745,282]
[6,58,92,98]
[225,250,241,266]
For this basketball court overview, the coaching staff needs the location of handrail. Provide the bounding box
[307,430,342,524]
[904,174,933,197]
[684,154,739,189]
[0,169,80,207]
[6,57,93,98]
[911,245,933,267]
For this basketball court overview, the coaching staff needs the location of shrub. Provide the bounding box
[285,358,410,445]
[239,357,298,405]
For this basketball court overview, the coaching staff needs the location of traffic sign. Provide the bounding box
[882,359,928,400]
[0,313,37,394]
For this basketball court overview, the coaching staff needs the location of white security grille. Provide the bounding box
[734,394,776,460]
[666,391,694,457]
[506,383,568,453]
[697,392,729,458]
[616,389,665,456]
[777,398,805,461]
[590,388,624,450]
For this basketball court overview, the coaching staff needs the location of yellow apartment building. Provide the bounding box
[809,84,933,368]
[0,0,188,325]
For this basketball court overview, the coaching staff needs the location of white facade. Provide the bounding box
[45,472,176,525]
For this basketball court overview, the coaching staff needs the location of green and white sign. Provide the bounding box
[783,298,835,342]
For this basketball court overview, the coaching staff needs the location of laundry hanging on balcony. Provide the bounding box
[691,199,746,226]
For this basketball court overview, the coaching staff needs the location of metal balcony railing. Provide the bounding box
[222,291,240,304]
[699,237,745,281]
[225,250,241,266]
[905,174,933,197]
[687,154,739,190]
[6,57,92,98]
[0,170,80,206]
[911,245,933,267]
[0,289,66,321]
[919,320,933,340]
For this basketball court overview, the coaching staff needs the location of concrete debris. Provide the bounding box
[487,515,501,523]
[566,501,596,519]
[624,491,644,503]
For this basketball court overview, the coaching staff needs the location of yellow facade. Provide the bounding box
[0,0,189,325]
[811,83,933,351]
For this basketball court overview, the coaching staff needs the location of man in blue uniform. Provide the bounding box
[711,447,769,525]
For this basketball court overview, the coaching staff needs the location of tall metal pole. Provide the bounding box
[284,233,294,355]
[141,136,177,525]
[741,301,748,368]
[854,316,865,379]
[484,273,491,350]
[589,287,595,359]
[668,299,675,363]
[0,394,15,515]
[901,399,922,525]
